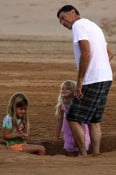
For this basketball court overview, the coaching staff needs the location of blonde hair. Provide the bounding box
[55,80,76,118]
[7,92,30,133]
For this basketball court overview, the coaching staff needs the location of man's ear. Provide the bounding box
[71,9,76,14]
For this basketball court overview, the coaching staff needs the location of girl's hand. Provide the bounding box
[22,133,29,140]
[16,132,29,140]
[52,136,62,144]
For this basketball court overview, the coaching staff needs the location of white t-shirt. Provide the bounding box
[72,18,112,85]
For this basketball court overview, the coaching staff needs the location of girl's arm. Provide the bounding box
[55,110,64,141]
[2,128,24,140]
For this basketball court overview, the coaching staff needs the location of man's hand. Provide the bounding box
[75,81,84,100]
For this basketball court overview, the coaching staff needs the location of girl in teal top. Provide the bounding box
[2,92,45,155]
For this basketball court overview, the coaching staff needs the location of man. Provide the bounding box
[57,5,113,156]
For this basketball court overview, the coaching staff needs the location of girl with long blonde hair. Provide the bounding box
[55,80,90,156]
[2,92,45,155]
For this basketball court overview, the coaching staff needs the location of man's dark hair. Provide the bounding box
[57,5,80,18]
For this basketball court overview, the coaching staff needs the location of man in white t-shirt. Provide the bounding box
[57,5,113,156]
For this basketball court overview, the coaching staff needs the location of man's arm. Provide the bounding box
[76,40,90,100]
[107,46,113,61]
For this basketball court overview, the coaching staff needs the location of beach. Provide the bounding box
[0,1,116,174]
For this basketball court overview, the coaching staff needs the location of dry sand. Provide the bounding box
[0,0,116,175]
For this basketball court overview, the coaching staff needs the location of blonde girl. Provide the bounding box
[55,80,90,156]
[2,93,45,155]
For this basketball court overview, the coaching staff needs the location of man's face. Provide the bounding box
[58,10,74,29]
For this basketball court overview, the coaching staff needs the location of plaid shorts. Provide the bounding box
[67,81,112,123]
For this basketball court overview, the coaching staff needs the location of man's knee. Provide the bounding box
[90,122,101,128]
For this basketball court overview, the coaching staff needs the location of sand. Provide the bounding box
[0,0,116,175]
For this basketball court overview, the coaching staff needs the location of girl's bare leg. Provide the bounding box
[22,144,46,155]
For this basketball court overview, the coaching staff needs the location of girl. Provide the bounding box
[55,80,90,156]
[2,92,45,155]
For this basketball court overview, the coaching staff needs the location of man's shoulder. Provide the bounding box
[73,18,89,28]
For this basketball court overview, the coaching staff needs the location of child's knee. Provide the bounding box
[39,146,46,155]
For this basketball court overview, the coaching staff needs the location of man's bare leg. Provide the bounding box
[89,123,101,155]
[69,121,87,156]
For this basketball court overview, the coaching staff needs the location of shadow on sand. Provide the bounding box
[31,133,116,155]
